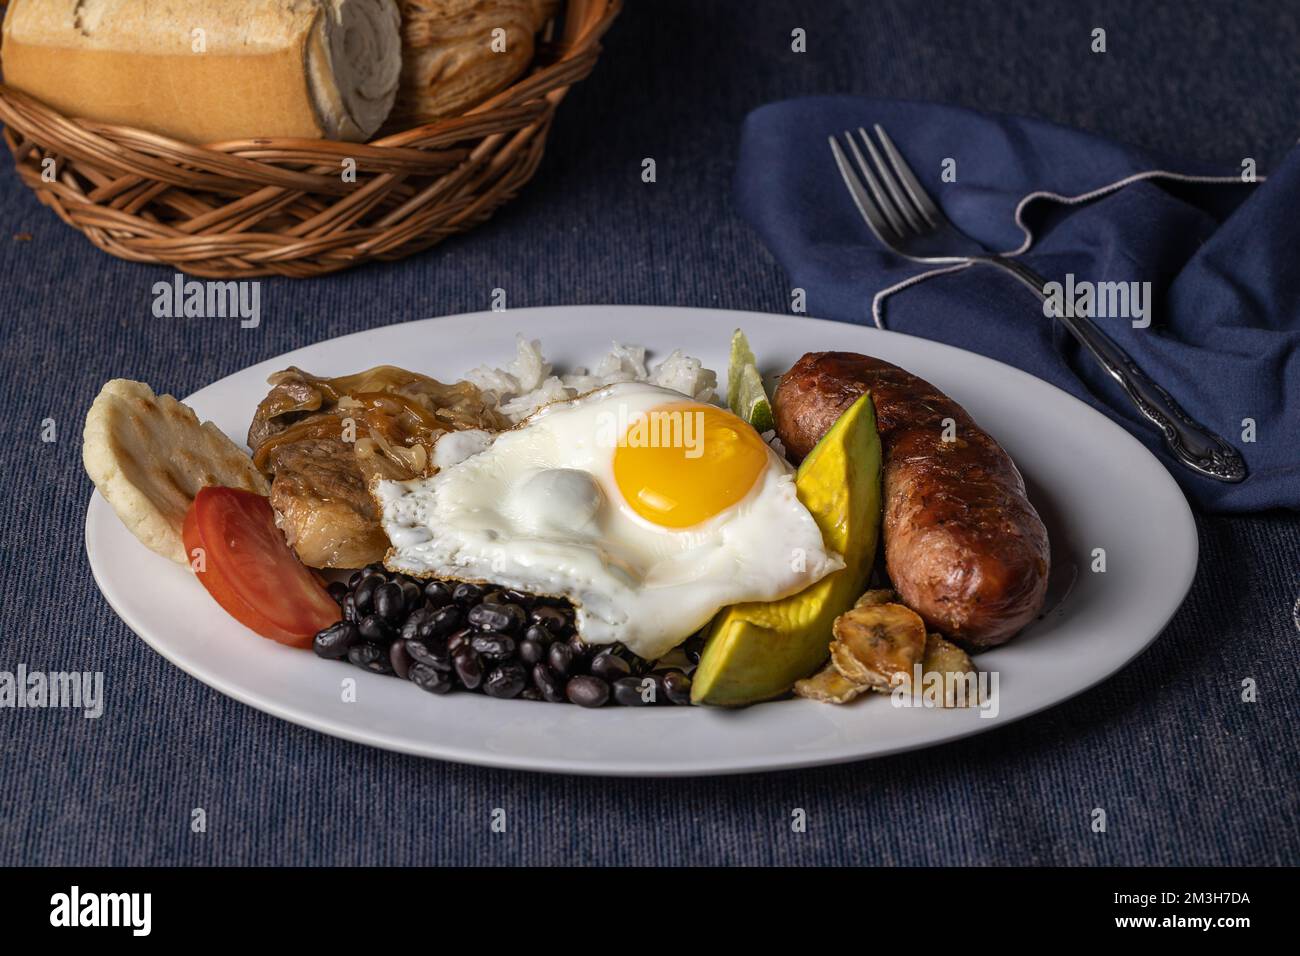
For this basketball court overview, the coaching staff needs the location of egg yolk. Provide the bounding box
[612,402,770,528]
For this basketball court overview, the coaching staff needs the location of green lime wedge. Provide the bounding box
[736,364,775,433]
[727,329,774,433]
[728,328,759,398]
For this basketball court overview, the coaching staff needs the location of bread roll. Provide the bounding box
[391,0,555,124]
[1,0,402,143]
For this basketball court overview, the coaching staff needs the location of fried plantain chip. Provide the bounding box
[830,602,927,691]
[829,640,881,689]
[793,661,870,704]
[921,633,980,707]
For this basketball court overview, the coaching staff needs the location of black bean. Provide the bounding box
[503,589,536,608]
[347,643,392,674]
[520,687,544,701]
[409,663,453,694]
[500,602,527,630]
[342,594,359,623]
[447,627,473,654]
[565,675,609,708]
[470,633,516,661]
[405,638,452,671]
[640,672,667,704]
[529,605,568,634]
[423,580,453,607]
[452,647,484,690]
[399,579,424,612]
[568,635,590,661]
[612,676,656,706]
[353,576,379,614]
[518,638,545,666]
[313,621,359,660]
[468,602,525,634]
[349,567,383,590]
[532,664,566,703]
[610,643,651,675]
[522,624,554,646]
[661,669,693,705]
[357,614,389,643]
[399,608,430,643]
[327,580,349,604]
[484,663,527,699]
[425,605,461,637]
[682,633,706,665]
[374,582,404,622]
[481,590,509,605]
[590,651,631,682]
[452,582,484,606]
[389,640,413,680]
[547,642,574,678]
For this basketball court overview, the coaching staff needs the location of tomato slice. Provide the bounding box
[182,487,340,647]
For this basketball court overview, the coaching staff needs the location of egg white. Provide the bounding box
[375,383,842,660]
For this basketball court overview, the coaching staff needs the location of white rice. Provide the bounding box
[465,336,719,422]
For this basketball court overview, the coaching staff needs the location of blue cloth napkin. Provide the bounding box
[735,96,1299,512]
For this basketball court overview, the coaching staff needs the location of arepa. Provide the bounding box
[82,380,269,564]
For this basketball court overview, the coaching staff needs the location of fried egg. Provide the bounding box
[375,382,841,660]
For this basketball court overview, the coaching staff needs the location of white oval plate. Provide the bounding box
[85,306,1197,776]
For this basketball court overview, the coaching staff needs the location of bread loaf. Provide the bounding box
[391,0,556,123]
[0,0,402,143]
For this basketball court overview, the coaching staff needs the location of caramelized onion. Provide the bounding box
[249,364,506,480]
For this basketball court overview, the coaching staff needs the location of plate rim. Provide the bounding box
[83,304,1199,776]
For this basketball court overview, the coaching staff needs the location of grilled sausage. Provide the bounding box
[774,352,1049,649]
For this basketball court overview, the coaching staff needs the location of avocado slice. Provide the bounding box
[691,393,882,707]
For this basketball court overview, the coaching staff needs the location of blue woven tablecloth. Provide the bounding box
[2,0,1296,866]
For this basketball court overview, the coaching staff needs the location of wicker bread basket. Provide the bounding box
[0,0,619,278]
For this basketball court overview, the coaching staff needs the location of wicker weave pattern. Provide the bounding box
[0,0,619,278]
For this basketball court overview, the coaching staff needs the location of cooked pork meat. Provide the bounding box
[247,365,507,569]
[265,439,402,569]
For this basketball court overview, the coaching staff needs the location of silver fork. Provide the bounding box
[829,125,1246,483]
